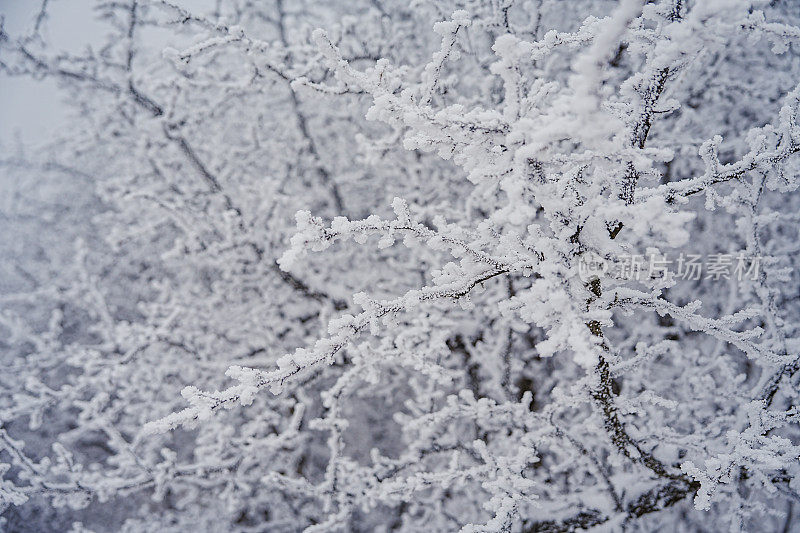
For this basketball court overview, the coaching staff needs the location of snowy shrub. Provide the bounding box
[1,0,800,531]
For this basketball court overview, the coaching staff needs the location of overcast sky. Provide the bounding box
[0,0,214,149]
[1,0,102,148]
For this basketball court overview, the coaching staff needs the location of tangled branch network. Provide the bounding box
[1,0,800,531]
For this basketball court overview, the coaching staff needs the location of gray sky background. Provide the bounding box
[0,0,213,149]
[1,0,113,148]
